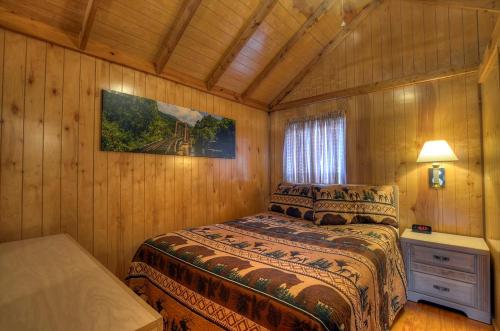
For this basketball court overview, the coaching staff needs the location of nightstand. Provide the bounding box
[401,229,491,324]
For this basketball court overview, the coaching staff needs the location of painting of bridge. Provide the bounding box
[100,90,235,158]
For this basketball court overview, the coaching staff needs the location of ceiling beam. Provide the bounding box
[206,0,278,90]
[272,66,478,111]
[242,0,334,100]
[408,0,500,14]
[155,0,202,75]
[0,7,268,111]
[79,0,99,49]
[269,0,382,109]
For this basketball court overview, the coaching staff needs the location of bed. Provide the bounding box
[126,184,407,331]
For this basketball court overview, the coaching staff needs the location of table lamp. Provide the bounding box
[416,140,458,188]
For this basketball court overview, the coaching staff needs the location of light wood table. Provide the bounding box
[0,234,162,331]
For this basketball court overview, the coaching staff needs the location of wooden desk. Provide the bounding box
[0,234,162,331]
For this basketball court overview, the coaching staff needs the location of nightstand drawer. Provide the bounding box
[413,271,475,307]
[412,245,476,273]
[411,262,477,284]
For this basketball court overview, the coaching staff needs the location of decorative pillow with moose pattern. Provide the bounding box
[268,183,314,221]
[313,184,399,228]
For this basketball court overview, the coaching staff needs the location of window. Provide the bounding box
[283,112,346,185]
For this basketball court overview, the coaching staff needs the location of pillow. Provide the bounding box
[268,183,314,221]
[313,184,399,228]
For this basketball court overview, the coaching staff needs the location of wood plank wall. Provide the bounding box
[480,46,500,330]
[270,0,492,237]
[0,29,270,278]
[283,0,496,102]
[270,72,483,237]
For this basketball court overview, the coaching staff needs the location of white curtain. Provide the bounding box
[283,112,346,185]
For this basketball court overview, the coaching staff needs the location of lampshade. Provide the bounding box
[416,140,458,163]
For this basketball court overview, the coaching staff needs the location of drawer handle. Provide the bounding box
[433,255,450,262]
[433,284,450,292]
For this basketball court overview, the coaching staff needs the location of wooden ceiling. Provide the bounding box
[0,0,498,110]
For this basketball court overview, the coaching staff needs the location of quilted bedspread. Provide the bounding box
[126,213,407,331]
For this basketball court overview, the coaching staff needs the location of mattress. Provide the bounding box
[126,212,407,331]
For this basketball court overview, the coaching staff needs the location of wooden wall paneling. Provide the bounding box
[22,38,45,239]
[42,44,64,236]
[120,67,134,274]
[393,87,407,225]
[205,94,215,225]
[131,71,146,255]
[380,90,394,186]
[261,106,270,206]
[61,49,80,239]
[240,102,249,216]
[270,73,483,236]
[345,97,357,184]
[381,3,393,81]
[281,0,495,105]
[269,109,277,192]
[218,98,230,221]
[0,29,270,279]
[353,23,362,88]
[437,77,456,234]
[228,99,237,218]
[190,89,199,226]
[450,8,465,68]
[165,80,176,232]
[463,9,479,66]
[423,5,438,72]
[390,0,403,79]
[372,92,385,184]
[435,6,451,69]
[246,104,255,213]
[412,3,426,74]
[355,94,373,184]
[0,29,3,238]
[154,76,167,233]
[480,44,500,331]
[144,74,157,239]
[93,58,109,266]
[451,76,469,235]
[465,74,483,237]
[173,83,184,230]
[107,63,123,276]
[371,8,382,83]
[0,31,26,242]
[401,1,414,76]
[77,54,96,251]
[230,102,240,219]
[196,90,207,225]
[209,94,220,223]
[403,84,418,230]
[415,81,440,229]
[182,87,192,227]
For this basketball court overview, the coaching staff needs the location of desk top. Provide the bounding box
[0,234,162,331]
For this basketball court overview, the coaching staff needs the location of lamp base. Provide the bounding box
[428,163,445,188]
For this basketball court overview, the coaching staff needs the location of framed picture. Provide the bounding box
[101,90,235,158]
